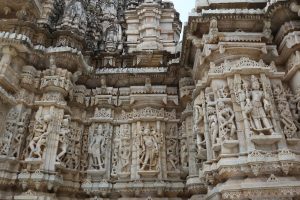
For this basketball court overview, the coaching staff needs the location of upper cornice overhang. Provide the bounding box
[0,19,50,37]
[196,0,268,10]
[191,42,278,81]
[181,0,298,69]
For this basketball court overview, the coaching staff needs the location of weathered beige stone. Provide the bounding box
[0,0,300,199]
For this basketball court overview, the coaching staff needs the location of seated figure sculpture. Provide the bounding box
[104,23,123,52]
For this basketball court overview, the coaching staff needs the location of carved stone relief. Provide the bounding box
[0,0,300,199]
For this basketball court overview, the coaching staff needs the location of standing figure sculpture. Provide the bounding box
[288,87,300,122]
[277,101,297,138]
[56,117,70,162]
[180,140,188,168]
[10,112,29,158]
[119,125,131,173]
[273,85,297,138]
[104,23,123,52]
[218,101,236,140]
[194,105,202,132]
[245,75,275,135]
[166,139,179,171]
[28,114,51,159]
[140,125,159,171]
[88,124,106,170]
[194,104,205,152]
[208,106,219,145]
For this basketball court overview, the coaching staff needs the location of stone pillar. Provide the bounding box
[182,103,201,189]
[186,111,197,177]
[21,58,74,193]
[131,121,141,181]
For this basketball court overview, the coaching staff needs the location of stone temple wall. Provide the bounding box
[0,0,299,200]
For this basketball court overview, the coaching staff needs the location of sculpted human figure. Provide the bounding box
[194,104,206,153]
[107,29,117,43]
[245,75,275,135]
[218,101,236,140]
[73,142,81,169]
[282,86,300,128]
[288,87,300,121]
[56,117,70,162]
[104,23,122,52]
[218,85,230,99]
[208,106,219,144]
[10,132,22,157]
[88,124,105,170]
[111,127,120,176]
[209,18,218,35]
[180,140,188,167]
[278,101,297,138]
[140,125,159,171]
[273,85,298,138]
[119,141,130,172]
[166,139,179,171]
[194,104,203,132]
[119,125,131,172]
[28,114,51,159]
[10,117,27,157]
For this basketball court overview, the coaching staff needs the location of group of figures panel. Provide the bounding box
[0,105,189,180]
[0,105,83,173]
[193,74,300,161]
[111,122,187,179]
[0,107,30,158]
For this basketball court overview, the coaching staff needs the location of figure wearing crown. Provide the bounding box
[245,75,275,135]
[140,124,159,171]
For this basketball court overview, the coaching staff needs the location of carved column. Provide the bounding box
[183,104,197,176]
[0,52,35,190]
[20,58,73,192]
[183,102,204,193]
[131,120,140,181]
